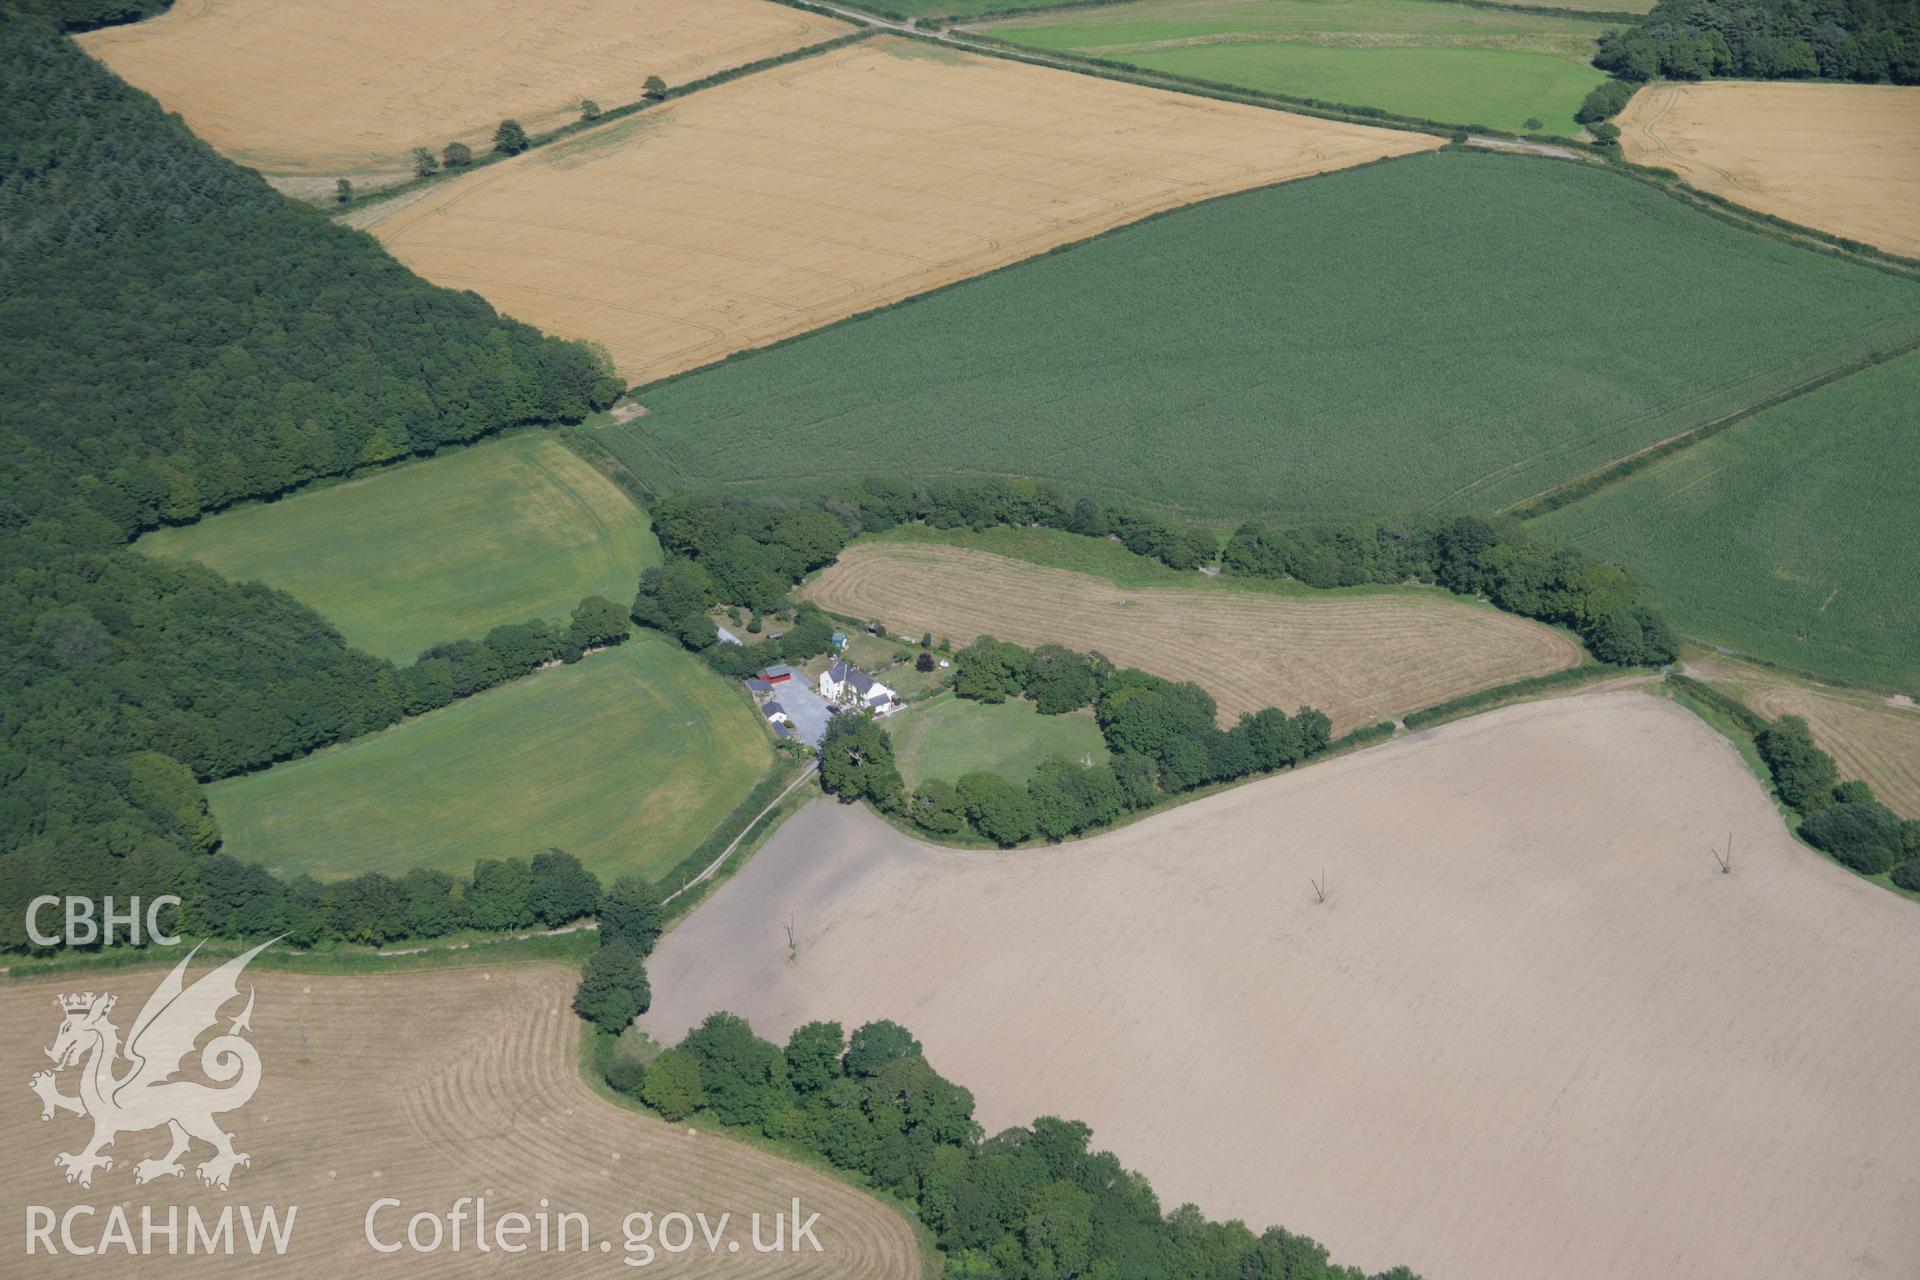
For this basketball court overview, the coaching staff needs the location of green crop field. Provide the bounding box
[139,433,661,662]
[891,694,1111,786]
[982,0,1617,135]
[603,151,1920,522]
[206,637,772,882]
[1532,354,1920,692]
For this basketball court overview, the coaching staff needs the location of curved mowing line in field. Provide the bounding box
[0,967,922,1277]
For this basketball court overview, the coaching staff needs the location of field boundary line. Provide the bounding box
[561,423,665,502]
[934,0,1648,25]
[615,145,1431,403]
[334,27,880,220]
[784,0,1497,139]
[1503,339,1920,521]
[663,760,820,904]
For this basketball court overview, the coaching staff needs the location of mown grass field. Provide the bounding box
[804,541,1581,732]
[139,434,660,662]
[1533,353,1920,693]
[605,151,1920,521]
[891,694,1111,786]
[207,638,772,882]
[981,0,1617,135]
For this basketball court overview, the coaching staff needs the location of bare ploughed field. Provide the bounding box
[1618,81,1920,257]
[802,542,1580,731]
[1689,652,1920,819]
[645,692,1920,1280]
[0,965,916,1277]
[77,0,849,177]
[365,37,1439,382]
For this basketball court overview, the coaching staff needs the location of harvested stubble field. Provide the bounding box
[365,36,1437,383]
[1532,352,1920,693]
[76,0,849,177]
[139,434,660,664]
[644,692,1920,1280]
[980,0,1618,135]
[802,541,1582,731]
[1688,653,1920,820]
[606,149,1920,519]
[0,965,919,1277]
[208,638,771,883]
[1617,81,1920,258]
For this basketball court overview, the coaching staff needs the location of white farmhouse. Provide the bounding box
[820,660,897,713]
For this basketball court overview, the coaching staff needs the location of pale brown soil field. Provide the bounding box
[0,965,917,1276]
[645,692,1920,1280]
[801,542,1580,732]
[1618,81,1920,257]
[1688,651,1920,818]
[77,0,850,177]
[363,37,1440,383]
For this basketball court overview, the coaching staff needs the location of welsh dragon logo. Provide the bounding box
[29,939,274,1191]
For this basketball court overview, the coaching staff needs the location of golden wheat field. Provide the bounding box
[645,693,1920,1280]
[801,542,1581,731]
[77,0,850,177]
[0,965,918,1277]
[364,36,1441,383]
[1617,81,1920,257]
[1688,653,1920,819]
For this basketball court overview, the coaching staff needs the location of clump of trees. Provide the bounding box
[1575,78,1638,125]
[1755,715,1838,813]
[1800,799,1912,875]
[493,118,530,154]
[629,494,853,677]
[403,594,632,714]
[567,870,663,1034]
[1594,0,1920,83]
[819,714,907,813]
[587,1009,1420,1279]
[1894,852,1920,893]
[1752,714,1920,883]
[818,637,1333,847]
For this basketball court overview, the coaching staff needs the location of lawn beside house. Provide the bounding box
[891,694,1110,787]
